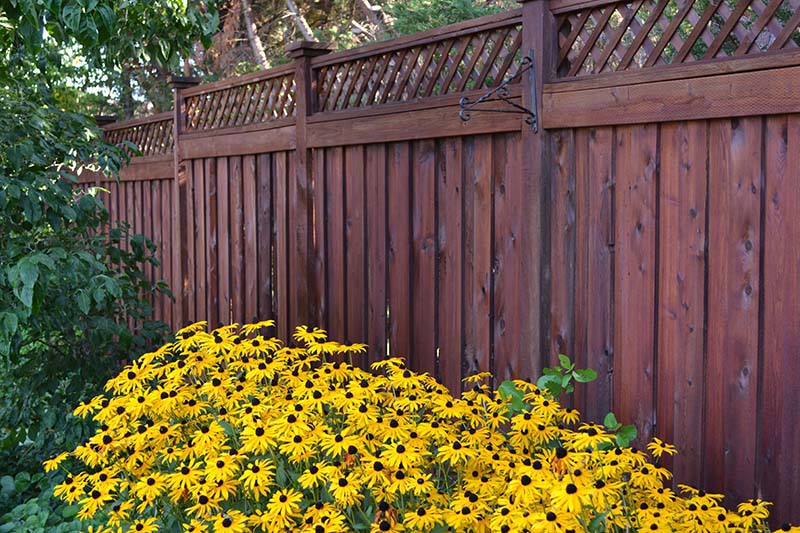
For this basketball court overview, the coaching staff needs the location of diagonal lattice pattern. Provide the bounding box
[313,24,523,112]
[183,73,296,132]
[105,117,174,157]
[558,0,800,77]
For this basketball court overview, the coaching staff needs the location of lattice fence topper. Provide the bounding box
[105,117,174,157]
[314,24,523,112]
[183,72,296,132]
[558,0,800,77]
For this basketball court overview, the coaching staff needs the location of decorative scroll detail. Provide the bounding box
[459,51,538,131]
[314,24,523,112]
[105,118,174,157]
[558,0,800,77]
[184,73,296,132]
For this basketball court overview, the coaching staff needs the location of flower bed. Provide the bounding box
[47,321,793,533]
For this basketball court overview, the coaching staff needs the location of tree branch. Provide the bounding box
[242,0,271,68]
[285,0,316,42]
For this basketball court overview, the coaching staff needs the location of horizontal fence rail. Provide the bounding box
[83,1,800,524]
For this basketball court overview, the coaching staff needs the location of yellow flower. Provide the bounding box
[129,517,160,533]
[43,451,70,472]
[647,437,678,459]
[212,510,250,533]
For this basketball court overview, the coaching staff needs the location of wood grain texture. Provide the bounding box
[217,157,231,326]
[206,158,220,328]
[365,144,388,362]
[543,66,800,128]
[463,136,492,380]
[549,129,576,370]
[704,117,761,504]
[411,140,437,378]
[493,132,524,384]
[387,142,412,361]
[230,156,245,324]
[275,152,290,340]
[244,155,259,322]
[326,147,346,341]
[613,124,658,445]
[573,127,615,424]
[193,159,207,322]
[345,145,367,346]
[310,149,327,327]
[437,137,464,394]
[656,121,707,483]
[256,154,273,321]
[759,114,800,521]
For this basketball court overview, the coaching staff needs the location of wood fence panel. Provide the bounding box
[760,114,800,521]
[256,154,274,322]
[655,120,706,483]
[206,158,220,328]
[345,145,367,346]
[437,137,464,393]
[230,156,245,324]
[549,129,576,375]
[462,136,492,381]
[193,159,208,323]
[387,142,412,361]
[217,157,231,326]
[493,132,523,384]
[705,117,762,504]
[365,144,388,363]
[243,155,258,323]
[325,147,346,342]
[572,127,614,424]
[274,152,290,341]
[613,123,658,445]
[411,140,437,378]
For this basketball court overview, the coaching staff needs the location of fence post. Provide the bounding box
[519,0,557,379]
[286,41,333,336]
[168,75,200,330]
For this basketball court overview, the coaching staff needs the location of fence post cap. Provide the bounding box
[286,40,335,58]
[94,115,118,126]
[167,75,201,89]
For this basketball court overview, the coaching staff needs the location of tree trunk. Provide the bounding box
[285,0,316,42]
[242,0,271,68]
[120,67,136,119]
[356,0,387,38]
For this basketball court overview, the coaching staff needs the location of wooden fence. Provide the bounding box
[81,0,800,521]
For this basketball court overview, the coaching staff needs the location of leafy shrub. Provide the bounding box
[50,321,792,533]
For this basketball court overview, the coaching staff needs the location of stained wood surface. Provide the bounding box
[704,117,761,504]
[613,124,657,445]
[543,65,800,128]
[655,121,706,482]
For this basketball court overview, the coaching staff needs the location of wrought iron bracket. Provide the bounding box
[458,49,538,133]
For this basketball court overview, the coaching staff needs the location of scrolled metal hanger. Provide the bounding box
[458,49,538,133]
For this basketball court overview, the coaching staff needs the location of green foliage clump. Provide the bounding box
[385,0,517,37]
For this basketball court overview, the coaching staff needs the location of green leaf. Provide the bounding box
[616,425,638,448]
[1,312,18,336]
[603,412,620,430]
[573,368,598,383]
[18,259,39,287]
[0,476,14,497]
[558,354,572,369]
[76,290,91,314]
[536,374,561,393]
